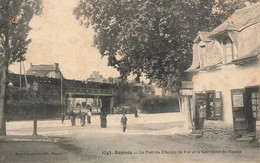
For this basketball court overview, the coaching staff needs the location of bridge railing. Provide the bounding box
[66,87,113,94]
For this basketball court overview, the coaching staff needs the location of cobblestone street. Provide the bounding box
[0,113,259,163]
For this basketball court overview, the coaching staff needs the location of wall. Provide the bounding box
[48,71,61,79]
[203,121,234,139]
[256,122,260,143]
[192,60,260,124]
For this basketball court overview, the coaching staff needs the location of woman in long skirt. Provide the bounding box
[87,110,92,124]
[70,111,76,126]
[100,112,107,128]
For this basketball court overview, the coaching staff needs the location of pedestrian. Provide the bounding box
[69,110,76,126]
[81,112,86,126]
[134,109,139,118]
[61,112,65,124]
[100,112,107,128]
[87,109,92,124]
[79,109,82,115]
[121,113,127,132]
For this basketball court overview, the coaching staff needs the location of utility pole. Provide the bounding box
[60,71,63,115]
[32,81,38,136]
[19,61,22,88]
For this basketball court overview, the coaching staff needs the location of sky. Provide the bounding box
[9,0,119,80]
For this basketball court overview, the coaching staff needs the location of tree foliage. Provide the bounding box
[74,0,259,91]
[112,82,143,110]
[0,0,42,135]
[0,0,42,63]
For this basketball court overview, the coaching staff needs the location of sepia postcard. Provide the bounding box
[0,0,260,163]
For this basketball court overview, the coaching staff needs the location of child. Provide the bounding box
[121,113,128,132]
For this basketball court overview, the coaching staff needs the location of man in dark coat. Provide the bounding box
[121,113,127,132]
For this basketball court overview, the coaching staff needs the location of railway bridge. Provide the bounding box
[64,79,114,114]
[7,73,115,118]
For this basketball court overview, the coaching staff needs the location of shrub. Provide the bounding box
[140,95,180,113]
[5,87,62,121]
[113,105,136,114]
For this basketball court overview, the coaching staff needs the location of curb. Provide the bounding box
[0,136,57,143]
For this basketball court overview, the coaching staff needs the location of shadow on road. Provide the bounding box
[127,121,183,131]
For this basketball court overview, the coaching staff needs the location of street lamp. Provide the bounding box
[32,81,38,136]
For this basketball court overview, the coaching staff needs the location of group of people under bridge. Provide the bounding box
[62,106,139,132]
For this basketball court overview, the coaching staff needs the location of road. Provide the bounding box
[1,113,259,163]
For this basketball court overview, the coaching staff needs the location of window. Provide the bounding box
[222,36,238,63]
[199,45,206,68]
[251,91,260,121]
[195,91,223,120]
[223,37,233,63]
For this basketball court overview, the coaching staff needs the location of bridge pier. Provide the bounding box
[100,96,114,114]
[110,97,114,114]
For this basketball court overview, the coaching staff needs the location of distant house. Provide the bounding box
[27,63,62,79]
[187,3,260,140]
[87,71,107,83]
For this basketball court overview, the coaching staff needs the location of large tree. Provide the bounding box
[0,0,42,135]
[74,0,258,91]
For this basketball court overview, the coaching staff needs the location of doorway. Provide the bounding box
[231,87,260,136]
[246,87,259,133]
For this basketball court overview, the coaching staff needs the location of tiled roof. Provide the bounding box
[28,65,56,71]
[210,2,260,37]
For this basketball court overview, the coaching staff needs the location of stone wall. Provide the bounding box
[202,120,234,139]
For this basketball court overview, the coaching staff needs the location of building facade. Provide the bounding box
[27,63,62,79]
[188,3,260,140]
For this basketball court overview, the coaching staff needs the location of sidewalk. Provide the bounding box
[0,135,57,143]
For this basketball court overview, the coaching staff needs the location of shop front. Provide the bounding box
[231,86,260,138]
[193,91,222,130]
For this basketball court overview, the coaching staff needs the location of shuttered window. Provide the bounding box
[251,91,260,121]
[206,91,223,120]
[213,91,223,120]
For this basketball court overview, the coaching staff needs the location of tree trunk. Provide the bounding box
[0,57,9,136]
[0,13,10,135]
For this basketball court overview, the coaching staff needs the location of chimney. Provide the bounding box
[54,63,59,71]
[30,62,33,67]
